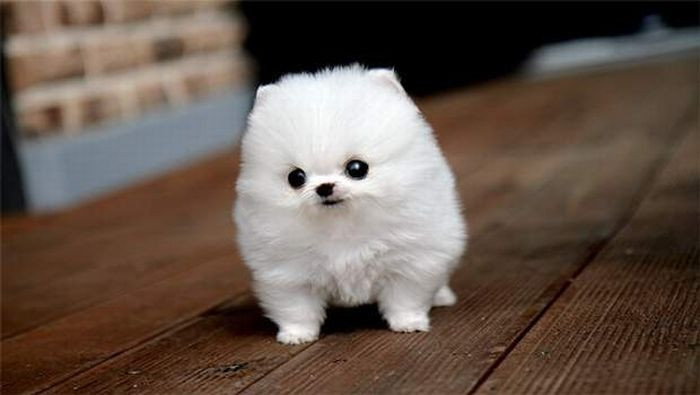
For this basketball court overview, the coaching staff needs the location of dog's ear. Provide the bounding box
[254,84,276,105]
[368,68,406,95]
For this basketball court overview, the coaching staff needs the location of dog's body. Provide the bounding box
[234,66,467,344]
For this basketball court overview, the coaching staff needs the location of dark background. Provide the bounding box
[2,29,26,213]
[241,1,699,96]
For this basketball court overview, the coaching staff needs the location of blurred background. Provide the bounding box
[1,1,698,214]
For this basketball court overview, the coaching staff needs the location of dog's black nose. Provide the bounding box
[316,183,334,197]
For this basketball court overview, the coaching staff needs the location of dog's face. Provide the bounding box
[237,67,435,217]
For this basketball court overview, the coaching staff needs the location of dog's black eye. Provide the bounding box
[287,168,306,189]
[345,160,368,179]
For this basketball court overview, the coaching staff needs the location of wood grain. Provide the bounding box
[1,152,241,338]
[37,59,698,394]
[0,254,250,394]
[476,118,699,394]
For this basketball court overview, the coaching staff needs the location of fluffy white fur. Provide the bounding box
[234,65,467,345]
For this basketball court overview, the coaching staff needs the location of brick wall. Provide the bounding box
[2,0,252,138]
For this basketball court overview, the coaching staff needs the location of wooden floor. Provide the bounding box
[2,58,698,394]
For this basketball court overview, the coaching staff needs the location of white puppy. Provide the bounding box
[234,65,467,345]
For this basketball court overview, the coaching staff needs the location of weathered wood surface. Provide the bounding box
[478,121,699,394]
[1,58,697,394]
[1,153,240,338]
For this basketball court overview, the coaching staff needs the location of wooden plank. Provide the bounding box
[476,120,699,393]
[45,59,697,394]
[1,152,239,338]
[1,152,246,393]
[0,254,249,394]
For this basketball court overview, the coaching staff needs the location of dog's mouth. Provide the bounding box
[321,199,344,206]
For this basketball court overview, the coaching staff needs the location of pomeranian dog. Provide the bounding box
[234,65,467,344]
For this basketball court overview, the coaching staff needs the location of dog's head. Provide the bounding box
[237,65,439,218]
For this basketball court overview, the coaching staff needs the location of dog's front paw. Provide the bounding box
[276,324,319,345]
[386,311,430,333]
